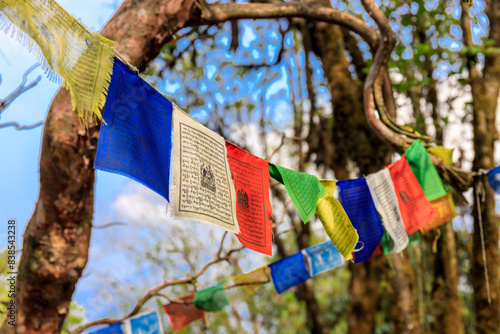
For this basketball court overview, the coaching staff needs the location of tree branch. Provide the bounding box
[201,2,379,50]
[72,243,245,334]
[0,121,43,130]
[0,63,41,114]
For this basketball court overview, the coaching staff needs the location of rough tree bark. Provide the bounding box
[461,1,500,333]
[431,223,464,334]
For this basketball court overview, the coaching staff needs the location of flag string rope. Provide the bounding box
[475,172,491,305]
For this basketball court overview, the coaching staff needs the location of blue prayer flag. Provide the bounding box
[95,59,173,201]
[488,166,500,194]
[337,178,384,263]
[302,241,345,276]
[89,323,123,334]
[269,252,311,294]
[128,311,162,334]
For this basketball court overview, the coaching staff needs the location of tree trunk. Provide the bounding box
[431,222,464,334]
[471,90,500,333]
[2,0,199,332]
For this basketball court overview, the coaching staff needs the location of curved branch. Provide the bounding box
[0,121,43,130]
[72,242,245,334]
[201,2,379,50]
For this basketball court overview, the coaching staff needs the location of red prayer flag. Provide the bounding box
[386,156,436,235]
[226,141,273,255]
[163,294,204,332]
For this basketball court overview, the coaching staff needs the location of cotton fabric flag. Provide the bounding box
[382,230,419,255]
[302,241,345,276]
[387,156,436,235]
[337,178,384,263]
[488,166,500,194]
[269,163,325,223]
[163,294,204,332]
[194,281,229,312]
[316,179,359,262]
[269,252,311,294]
[89,323,123,334]
[405,139,447,201]
[0,0,114,121]
[171,105,239,233]
[421,193,458,233]
[226,141,273,255]
[366,169,409,253]
[427,146,454,165]
[95,59,172,201]
[125,310,163,334]
[229,266,271,295]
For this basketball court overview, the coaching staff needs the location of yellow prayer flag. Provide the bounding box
[228,266,271,295]
[427,146,454,166]
[421,193,458,234]
[0,0,115,121]
[316,180,359,261]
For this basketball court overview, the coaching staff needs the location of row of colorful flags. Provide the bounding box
[94,59,466,261]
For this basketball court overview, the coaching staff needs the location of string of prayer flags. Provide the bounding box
[387,156,436,235]
[337,178,384,263]
[405,139,447,201]
[488,166,500,194]
[0,0,115,121]
[163,294,204,332]
[125,310,163,334]
[421,193,458,233]
[171,105,239,233]
[427,146,454,166]
[316,180,359,262]
[226,141,273,255]
[95,59,172,201]
[302,241,345,276]
[268,163,325,223]
[366,169,409,253]
[229,266,271,295]
[193,281,230,312]
[89,323,123,334]
[269,252,311,294]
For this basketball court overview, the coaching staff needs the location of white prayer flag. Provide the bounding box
[366,169,408,253]
[170,105,239,233]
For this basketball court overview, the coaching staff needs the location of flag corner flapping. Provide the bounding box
[0,0,115,122]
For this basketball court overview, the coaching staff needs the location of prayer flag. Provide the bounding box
[0,0,115,121]
[163,294,204,332]
[95,59,172,201]
[405,139,447,201]
[337,178,384,263]
[269,163,325,223]
[382,230,420,255]
[171,105,239,233]
[302,241,345,276]
[226,141,273,255]
[229,266,271,295]
[125,310,163,334]
[488,166,500,194]
[194,281,229,312]
[269,252,311,294]
[387,156,436,235]
[316,180,358,262]
[421,193,458,233]
[89,323,123,334]
[366,169,409,253]
[427,146,454,165]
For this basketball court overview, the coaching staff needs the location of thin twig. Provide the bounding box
[0,121,44,130]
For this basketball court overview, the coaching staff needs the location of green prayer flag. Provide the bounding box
[382,229,419,255]
[405,139,447,201]
[193,281,229,312]
[269,163,326,223]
